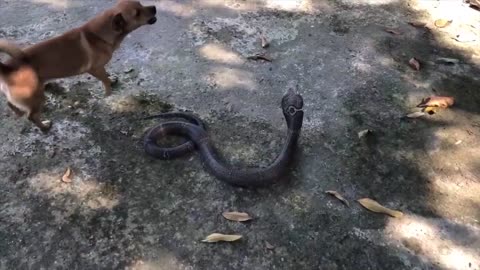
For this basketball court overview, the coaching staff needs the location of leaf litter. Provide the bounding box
[326,190,350,207]
[222,211,253,222]
[357,198,403,218]
[202,233,242,243]
[61,167,73,183]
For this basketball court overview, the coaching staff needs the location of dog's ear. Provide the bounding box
[112,13,126,33]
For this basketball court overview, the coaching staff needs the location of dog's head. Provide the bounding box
[112,0,157,34]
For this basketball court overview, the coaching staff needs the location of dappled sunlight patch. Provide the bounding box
[27,169,119,211]
[385,214,480,269]
[30,0,68,9]
[197,0,258,11]
[199,43,244,65]
[410,0,480,54]
[337,0,398,5]
[428,171,480,222]
[156,0,195,17]
[127,250,192,270]
[205,66,257,91]
[264,0,305,11]
[106,95,142,113]
[188,14,309,54]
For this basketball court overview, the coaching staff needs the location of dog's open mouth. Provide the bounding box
[148,17,157,24]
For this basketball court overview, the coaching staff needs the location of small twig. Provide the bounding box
[261,35,270,48]
[246,53,272,62]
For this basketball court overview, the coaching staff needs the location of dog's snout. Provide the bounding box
[147,17,157,25]
[148,6,156,15]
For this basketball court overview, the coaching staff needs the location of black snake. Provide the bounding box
[143,89,304,187]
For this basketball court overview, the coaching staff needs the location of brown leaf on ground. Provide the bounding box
[406,111,426,118]
[61,167,72,183]
[436,57,460,65]
[417,96,455,108]
[434,19,452,28]
[357,198,403,218]
[202,233,242,243]
[222,211,253,222]
[409,57,420,70]
[358,129,372,139]
[326,190,350,207]
[408,21,426,28]
[385,28,402,35]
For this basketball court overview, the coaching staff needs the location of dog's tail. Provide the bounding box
[0,39,26,74]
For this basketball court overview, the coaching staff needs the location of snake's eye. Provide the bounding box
[287,106,296,115]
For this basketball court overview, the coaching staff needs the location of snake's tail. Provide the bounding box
[140,112,207,130]
[141,114,169,120]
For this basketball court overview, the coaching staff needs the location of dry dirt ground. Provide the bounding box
[1,0,480,269]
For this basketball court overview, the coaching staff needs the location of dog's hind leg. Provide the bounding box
[27,110,51,133]
[7,102,25,117]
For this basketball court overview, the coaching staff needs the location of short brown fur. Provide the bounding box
[0,0,157,132]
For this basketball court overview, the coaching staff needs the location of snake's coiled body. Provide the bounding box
[143,90,304,187]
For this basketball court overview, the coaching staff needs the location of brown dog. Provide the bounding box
[0,41,49,131]
[0,0,157,132]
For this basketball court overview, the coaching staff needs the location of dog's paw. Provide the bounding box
[40,120,52,132]
[110,76,120,87]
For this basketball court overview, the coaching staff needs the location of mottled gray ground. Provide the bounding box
[1,0,480,269]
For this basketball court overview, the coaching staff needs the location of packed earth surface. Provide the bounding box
[1,0,480,269]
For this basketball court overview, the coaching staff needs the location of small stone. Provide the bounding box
[226,103,234,112]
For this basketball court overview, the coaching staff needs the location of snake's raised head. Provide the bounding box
[281,89,304,131]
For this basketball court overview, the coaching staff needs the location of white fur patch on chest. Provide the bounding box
[0,79,9,95]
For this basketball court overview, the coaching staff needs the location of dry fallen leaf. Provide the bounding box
[434,19,452,28]
[436,57,460,65]
[261,35,270,48]
[61,167,72,183]
[455,140,463,145]
[408,57,420,71]
[422,106,437,115]
[385,28,402,35]
[357,198,403,218]
[202,233,242,243]
[325,190,350,207]
[222,211,253,222]
[468,0,480,8]
[247,53,272,62]
[358,129,372,139]
[417,96,455,108]
[265,241,275,250]
[406,111,426,118]
[408,21,426,28]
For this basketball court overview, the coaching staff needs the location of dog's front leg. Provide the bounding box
[28,110,51,133]
[88,67,113,96]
